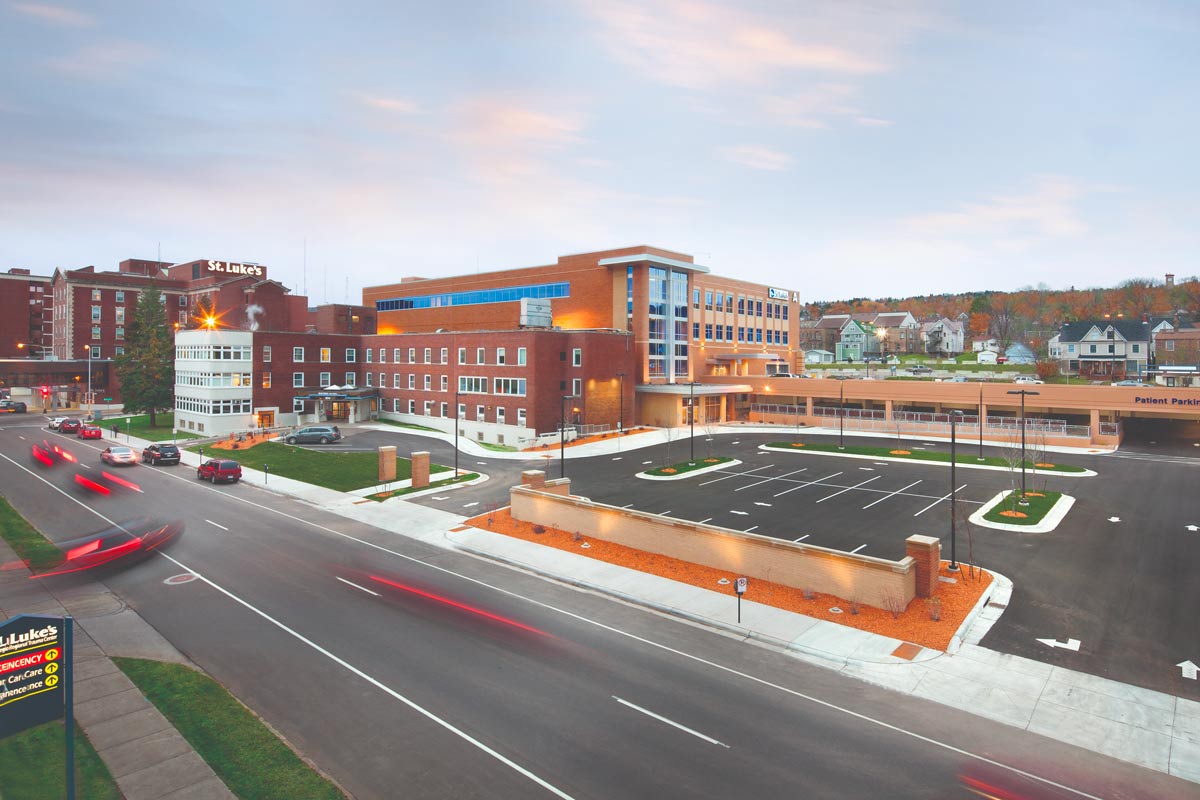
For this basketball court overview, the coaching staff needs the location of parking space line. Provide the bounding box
[913,485,968,517]
[815,475,881,503]
[793,534,810,542]
[698,518,712,524]
[734,467,807,492]
[698,464,774,487]
[744,526,759,532]
[660,510,672,516]
[850,544,868,554]
[774,472,843,497]
[862,480,922,509]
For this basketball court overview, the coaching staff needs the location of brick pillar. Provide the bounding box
[906,534,941,598]
[884,399,894,421]
[521,470,546,489]
[411,451,430,488]
[377,446,397,483]
[1089,408,1102,444]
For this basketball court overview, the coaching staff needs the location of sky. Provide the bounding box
[1,1,1197,304]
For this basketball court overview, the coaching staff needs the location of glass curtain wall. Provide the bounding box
[647,266,690,379]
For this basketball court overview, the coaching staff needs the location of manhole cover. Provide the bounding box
[164,573,198,586]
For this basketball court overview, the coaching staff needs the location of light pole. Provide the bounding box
[949,410,963,571]
[978,382,984,460]
[1007,389,1040,505]
[616,372,625,434]
[454,390,461,478]
[560,394,578,479]
[84,345,92,419]
[838,380,845,449]
[688,381,697,461]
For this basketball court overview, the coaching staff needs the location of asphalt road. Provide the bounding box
[0,419,1190,799]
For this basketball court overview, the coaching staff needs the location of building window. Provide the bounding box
[408,399,416,414]
[704,290,713,310]
[344,372,356,387]
[693,288,700,308]
[320,347,332,363]
[293,398,305,412]
[424,401,434,416]
[517,408,526,427]
[114,346,125,356]
[115,307,125,324]
[91,289,101,302]
[493,378,526,395]
[89,346,101,358]
[517,347,526,366]
[1132,344,1140,353]
[91,306,101,321]
[458,347,466,365]
[261,372,272,388]
[319,371,331,386]
[705,324,713,340]
[457,402,466,418]
[408,374,415,389]
[366,373,374,387]
[365,349,373,364]
[392,348,401,363]
[378,348,387,363]
[92,326,101,339]
[346,348,357,363]
[1166,340,1175,351]
[115,291,125,303]
[178,296,187,307]
[114,326,124,340]
[423,374,431,391]
[440,375,448,391]
[293,347,305,362]
[392,398,400,412]
[497,347,506,365]
[496,407,505,424]
[477,347,485,364]
[693,323,700,340]
[440,402,448,418]
[407,348,416,363]
[458,376,487,393]
[572,348,581,367]
[393,373,401,388]
[293,372,305,388]
[573,378,581,396]
[476,405,485,422]
[263,346,272,362]
[179,310,188,325]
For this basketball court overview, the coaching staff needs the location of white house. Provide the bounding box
[805,349,835,364]
[972,337,999,353]
[922,318,965,356]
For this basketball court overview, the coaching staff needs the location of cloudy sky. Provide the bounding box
[2,1,1197,303]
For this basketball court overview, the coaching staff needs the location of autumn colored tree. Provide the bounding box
[968,312,991,338]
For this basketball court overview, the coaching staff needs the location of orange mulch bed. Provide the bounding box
[889,449,911,455]
[523,427,652,452]
[465,508,993,652]
[208,433,271,451]
[999,510,1028,518]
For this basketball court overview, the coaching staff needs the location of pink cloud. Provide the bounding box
[13,3,94,27]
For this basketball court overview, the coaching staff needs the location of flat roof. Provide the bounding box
[597,253,711,274]
[637,382,750,396]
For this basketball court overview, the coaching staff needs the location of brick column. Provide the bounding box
[521,470,546,489]
[377,446,397,483]
[905,534,941,598]
[411,451,430,488]
[884,399,894,421]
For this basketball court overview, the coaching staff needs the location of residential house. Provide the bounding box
[872,311,921,354]
[835,319,875,361]
[1052,320,1151,379]
[921,317,965,357]
[972,337,999,353]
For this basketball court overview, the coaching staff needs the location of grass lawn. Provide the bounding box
[983,490,1063,525]
[0,495,65,571]
[367,473,480,500]
[186,441,449,492]
[114,658,343,800]
[99,411,200,442]
[644,456,733,477]
[766,441,1087,473]
[373,419,442,433]
[0,720,121,800]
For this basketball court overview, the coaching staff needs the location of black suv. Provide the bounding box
[142,443,181,466]
[285,425,342,445]
[0,400,27,413]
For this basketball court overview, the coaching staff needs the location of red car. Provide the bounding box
[59,418,83,434]
[78,425,103,439]
[197,458,242,484]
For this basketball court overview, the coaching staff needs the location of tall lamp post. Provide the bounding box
[1007,389,1040,505]
[977,382,984,460]
[560,394,578,479]
[453,390,461,478]
[84,345,92,420]
[838,380,845,449]
[949,410,964,571]
[688,381,698,461]
[616,372,625,435]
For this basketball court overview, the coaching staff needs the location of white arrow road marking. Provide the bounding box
[205,520,228,531]
[612,697,729,748]
[1178,660,1198,680]
[337,577,380,596]
[1187,525,1199,532]
[754,502,772,507]
[730,510,749,516]
[1036,638,1081,651]
[463,502,479,508]
[432,496,449,500]
[1108,517,1121,523]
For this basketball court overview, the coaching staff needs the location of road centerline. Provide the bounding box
[205,519,228,531]
[612,696,729,748]
[336,577,381,596]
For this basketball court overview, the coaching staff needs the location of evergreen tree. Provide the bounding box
[114,285,174,427]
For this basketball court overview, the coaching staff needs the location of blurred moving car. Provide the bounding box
[285,425,342,444]
[945,375,970,382]
[15,518,185,579]
[141,443,181,465]
[31,439,77,466]
[100,446,137,466]
[0,400,28,413]
[197,458,242,484]
[78,424,103,439]
[1113,379,1151,387]
[47,417,67,430]
[59,418,83,433]
[1013,376,1045,385]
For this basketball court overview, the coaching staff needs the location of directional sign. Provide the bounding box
[1036,637,1081,651]
[0,615,66,738]
[1178,660,1198,680]
[734,577,748,595]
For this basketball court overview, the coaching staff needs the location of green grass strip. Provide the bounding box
[0,720,121,800]
[366,473,480,500]
[644,456,733,476]
[0,495,64,571]
[113,658,343,800]
[94,411,201,442]
[766,442,1086,473]
[372,419,442,433]
[185,441,448,492]
[983,490,1063,525]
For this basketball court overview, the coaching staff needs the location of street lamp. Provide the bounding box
[978,382,984,460]
[838,380,845,449]
[84,345,92,420]
[1007,389,1040,505]
[616,372,625,434]
[560,394,578,479]
[688,381,698,461]
[454,390,461,478]
[949,410,964,571]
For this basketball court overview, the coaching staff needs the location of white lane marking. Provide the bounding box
[815,475,881,503]
[773,471,843,497]
[0,451,1107,800]
[698,517,712,524]
[729,510,749,516]
[753,502,772,507]
[873,462,888,466]
[463,502,479,508]
[205,520,228,531]
[733,466,807,492]
[731,441,740,445]
[862,480,923,510]
[432,496,449,500]
[793,535,810,542]
[850,544,868,554]
[621,504,634,509]
[660,510,672,516]
[913,485,968,517]
[857,467,874,471]
[744,526,758,533]
[611,457,622,461]
[699,464,775,487]
[642,460,653,465]
[337,577,380,596]
[612,697,729,748]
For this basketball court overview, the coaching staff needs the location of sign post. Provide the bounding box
[734,577,748,623]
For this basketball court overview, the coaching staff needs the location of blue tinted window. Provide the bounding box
[376,282,569,311]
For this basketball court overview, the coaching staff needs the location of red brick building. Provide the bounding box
[0,268,52,358]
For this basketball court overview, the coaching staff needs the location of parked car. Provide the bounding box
[59,418,83,434]
[1113,380,1151,387]
[46,417,67,430]
[197,458,242,484]
[910,365,933,375]
[1013,376,1045,385]
[141,443,181,465]
[285,425,342,445]
[78,424,103,439]
[0,400,27,413]
[100,446,137,466]
[862,355,884,363]
[945,375,970,383]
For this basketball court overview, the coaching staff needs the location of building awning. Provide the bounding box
[294,389,378,400]
[597,253,711,274]
[713,352,785,361]
[636,383,751,396]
